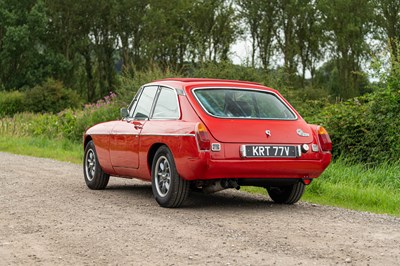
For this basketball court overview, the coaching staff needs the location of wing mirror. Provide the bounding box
[120,108,129,119]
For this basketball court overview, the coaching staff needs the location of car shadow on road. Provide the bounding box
[105,182,154,198]
[184,190,303,212]
[103,179,305,212]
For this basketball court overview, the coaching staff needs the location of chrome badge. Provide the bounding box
[265,130,271,137]
[297,129,310,137]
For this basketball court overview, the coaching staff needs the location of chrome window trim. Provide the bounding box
[141,82,186,96]
[176,88,185,96]
[192,87,298,121]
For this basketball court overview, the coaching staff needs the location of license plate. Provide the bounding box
[240,145,299,158]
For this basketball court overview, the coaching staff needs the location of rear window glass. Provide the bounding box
[193,89,296,119]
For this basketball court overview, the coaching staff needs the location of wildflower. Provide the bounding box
[109,91,117,99]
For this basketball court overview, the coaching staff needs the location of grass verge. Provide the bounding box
[0,135,82,164]
[0,135,399,216]
[243,160,400,217]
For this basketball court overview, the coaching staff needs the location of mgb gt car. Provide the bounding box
[83,78,332,207]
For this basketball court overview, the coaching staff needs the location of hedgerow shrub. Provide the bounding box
[59,93,121,142]
[283,86,331,122]
[0,91,25,117]
[314,89,400,165]
[24,79,81,113]
[0,112,61,138]
[0,92,121,143]
[312,47,400,165]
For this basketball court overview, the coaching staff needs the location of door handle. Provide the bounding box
[134,124,143,130]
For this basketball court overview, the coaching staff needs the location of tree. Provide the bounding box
[373,0,400,65]
[188,0,239,63]
[238,0,277,70]
[114,0,148,70]
[46,0,120,100]
[210,0,239,61]
[318,0,373,98]
[142,0,192,68]
[274,0,299,82]
[0,0,67,90]
[295,1,325,86]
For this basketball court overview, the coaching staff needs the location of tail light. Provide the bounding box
[317,126,332,151]
[195,122,211,150]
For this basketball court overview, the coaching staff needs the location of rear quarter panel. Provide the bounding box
[135,94,204,180]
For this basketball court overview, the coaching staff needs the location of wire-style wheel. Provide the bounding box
[266,182,305,204]
[85,148,96,182]
[154,156,172,197]
[151,145,189,208]
[83,140,110,190]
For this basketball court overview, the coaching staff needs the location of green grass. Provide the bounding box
[304,160,400,216]
[0,135,82,164]
[243,160,400,216]
[0,134,399,216]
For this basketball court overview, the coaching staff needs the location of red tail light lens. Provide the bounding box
[317,126,332,151]
[195,122,211,150]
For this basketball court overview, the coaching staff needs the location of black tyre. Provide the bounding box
[83,140,110,190]
[266,182,305,204]
[151,145,189,208]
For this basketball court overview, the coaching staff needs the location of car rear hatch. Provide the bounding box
[204,118,313,144]
[188,87,315,159]
[190,87,313,143]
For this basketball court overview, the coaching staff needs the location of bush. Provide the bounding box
[283,86,331,122]
[314,89,400,165]
[0,112,60,138]
[59,92,121,142]
[24,79,81,113]
[0,92,121,143]
[311,46,400,165]
[0,91,25,117]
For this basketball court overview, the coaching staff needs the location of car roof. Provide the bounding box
[159,78,262,85]
[146,78,277,93]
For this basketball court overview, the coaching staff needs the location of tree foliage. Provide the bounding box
[318,0,373,98]
[0,0,398,102]
[0,0,68,90]
[373,0,400,65]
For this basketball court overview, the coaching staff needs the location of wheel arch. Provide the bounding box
[84,135,93,149]
[147,143,168,175]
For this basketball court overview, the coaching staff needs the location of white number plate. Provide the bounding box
[241,145,299,158]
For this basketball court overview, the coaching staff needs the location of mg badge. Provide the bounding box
[297,129,310,137]
[265,130,271,137]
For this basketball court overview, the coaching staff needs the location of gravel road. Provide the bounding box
[1,152,399,265]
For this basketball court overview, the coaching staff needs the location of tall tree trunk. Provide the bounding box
[83,49,95,101]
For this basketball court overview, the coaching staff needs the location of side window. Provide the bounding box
[131,85,158,120]
[152,87,180,119]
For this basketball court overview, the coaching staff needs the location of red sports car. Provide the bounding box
[83,78,332,207]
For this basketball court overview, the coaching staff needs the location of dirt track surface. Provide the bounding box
[1,152,400,265]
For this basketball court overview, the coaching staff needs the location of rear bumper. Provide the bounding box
[177,152,331,181]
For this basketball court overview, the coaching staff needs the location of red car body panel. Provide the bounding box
[84,78,332,184]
